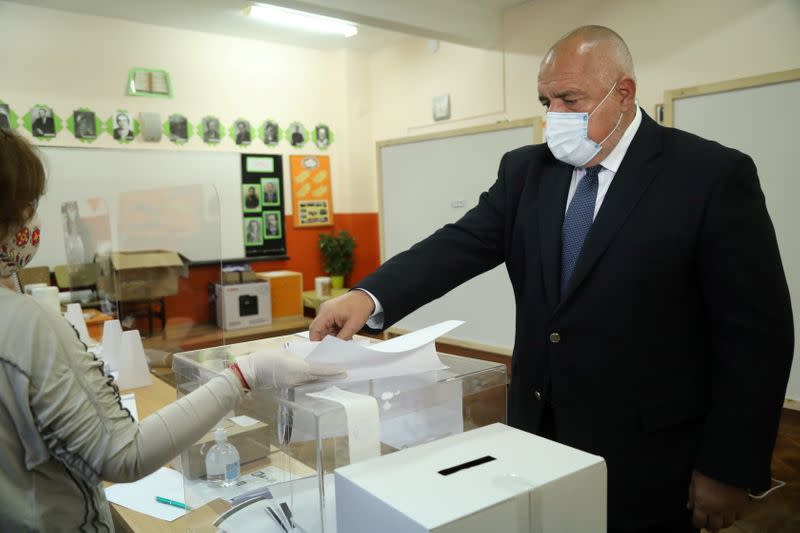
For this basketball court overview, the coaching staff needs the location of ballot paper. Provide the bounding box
[105,467,186,521]
[292,320,464,383]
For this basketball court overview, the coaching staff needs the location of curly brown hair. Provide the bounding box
[0,129,46,242]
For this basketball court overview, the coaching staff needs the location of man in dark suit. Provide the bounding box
[32,107,54,137]
[309,26,793,533]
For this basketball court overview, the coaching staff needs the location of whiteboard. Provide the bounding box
[378,120,541,351]
[33,147,244,266]
[672,74,800,400]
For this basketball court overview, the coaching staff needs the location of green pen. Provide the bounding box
[155,496,190,510]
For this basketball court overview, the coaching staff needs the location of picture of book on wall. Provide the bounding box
[0,104,10,129]
[263,211,282,240]
[168,114,190,143]
[31,105,56,137]
[73,110,97,140]
[287,122,307,148]
[242,184,262,212]
[244,217,263,246]
[112,111,135,141]
[263,120,280,146]
[233,119,252,146]
[313,123,332,150]
[202,116,222,144]
[260,177,280,206]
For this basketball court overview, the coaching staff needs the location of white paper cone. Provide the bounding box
[101,320,123,372]
[117,330,152,390]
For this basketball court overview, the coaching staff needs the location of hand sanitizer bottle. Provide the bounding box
[205,428,240,487]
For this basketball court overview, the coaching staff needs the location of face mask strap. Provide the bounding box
[589,81,618,119]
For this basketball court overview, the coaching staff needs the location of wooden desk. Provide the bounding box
[302,288,348,315]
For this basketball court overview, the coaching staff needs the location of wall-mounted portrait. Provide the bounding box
[260,177,280,206]
[263,211,282,239]
[242,184,262,212]
[244,217,263,246]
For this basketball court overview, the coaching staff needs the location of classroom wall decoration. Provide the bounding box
[0,100,18,129]
[199,115,224,145]
[290,155,334,228]
[312,123,333,150]
[163,113,193,145]
[241,154,286,257]
[261,119,282,147]
[24,104,62,140]
[230,118,254,146]
[106,110,139,144]
[286,121,308,148]
[67,107,103,143]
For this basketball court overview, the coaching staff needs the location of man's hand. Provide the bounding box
[309,290,375,341]
[687,470,749,532]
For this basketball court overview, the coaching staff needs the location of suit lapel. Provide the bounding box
[536,156,573,313]
[559,110,664,306]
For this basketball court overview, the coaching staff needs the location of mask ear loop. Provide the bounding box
[589,81,623,147]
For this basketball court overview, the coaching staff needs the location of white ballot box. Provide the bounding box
[335,423,606,533]
[171,335,507,532]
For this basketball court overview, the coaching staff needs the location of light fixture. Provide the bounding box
[246,3,358,38]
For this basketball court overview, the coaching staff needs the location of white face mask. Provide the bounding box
[0,213,42,278]
[545,82,623,167]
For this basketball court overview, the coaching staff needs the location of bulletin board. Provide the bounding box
[241,154,286,258]
[290,155,334,228]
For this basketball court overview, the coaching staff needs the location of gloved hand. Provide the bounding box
[234,349,345,389]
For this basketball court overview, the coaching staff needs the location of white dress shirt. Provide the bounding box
[363,107,643,329]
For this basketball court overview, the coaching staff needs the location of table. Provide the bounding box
[301,288,348,315]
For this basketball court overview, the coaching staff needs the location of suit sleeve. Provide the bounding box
[357,152,514,329]
[694,153,794,492]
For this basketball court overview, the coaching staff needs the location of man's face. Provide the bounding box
[267,215,277,226]
[318,128,327,140]
[265,183,274,193]
[248,187,256,196]
[537,42,624,147]
[38,108,46,119]
[238,122,246,132]
[117,114,129,128]
[249,221,259,233]
[209,120,218,132]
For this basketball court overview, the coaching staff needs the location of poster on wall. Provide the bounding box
[241,154,286,258]
[312,123,333,150]
[24,104,62,140]
[67,107,103,143]
[0,100,19,129]
[231,118,254,146]
[290,155,334,228]
[199,115,224,145]
[286,121,307,148]
[163,114,193,145]
[261,119,282,147]
[106,110,139,144]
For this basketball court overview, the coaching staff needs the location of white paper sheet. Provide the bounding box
[294,320,464,383]
[120,393,139,421]
[229,415,259,427]
[105,467,186,521]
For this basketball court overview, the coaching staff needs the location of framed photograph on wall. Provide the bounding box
[263,211,283,240]
[244,217,264,246]
[260,177,281,206]
[242,184,262,212]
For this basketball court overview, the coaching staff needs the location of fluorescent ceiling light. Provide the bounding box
[246,3,358,38]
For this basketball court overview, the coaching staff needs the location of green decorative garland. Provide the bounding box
[66,107,104,144]
[162,114,194,146]
[105,110,140,144]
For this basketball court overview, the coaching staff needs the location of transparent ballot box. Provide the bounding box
[172,337,507,532]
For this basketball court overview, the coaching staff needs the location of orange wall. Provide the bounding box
[166,213,380,324]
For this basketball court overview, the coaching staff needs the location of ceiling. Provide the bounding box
[7,0,527,51]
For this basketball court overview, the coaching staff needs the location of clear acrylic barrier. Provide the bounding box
[61,184,225,367]
[172,336,507,532]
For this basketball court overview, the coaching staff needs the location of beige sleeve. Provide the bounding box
[102,370,245,483]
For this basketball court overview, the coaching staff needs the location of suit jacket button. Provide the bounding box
[549,332,561,344]
[534,390,542,400]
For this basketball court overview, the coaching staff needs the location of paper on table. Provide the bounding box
[120,393,139,421]
[296,320,464,383]
[105,467,186,521]
[229,415,259,427]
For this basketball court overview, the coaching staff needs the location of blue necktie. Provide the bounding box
[561,165,602,299]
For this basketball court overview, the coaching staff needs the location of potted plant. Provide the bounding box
[318,230,356,289]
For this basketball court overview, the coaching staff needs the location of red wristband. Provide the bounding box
[229,362,252,391]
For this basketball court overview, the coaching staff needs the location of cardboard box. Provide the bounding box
[255,270,303,318]
[215,281,271,330]
[335,423,606,533]
[54,263,99,289]
[220,270,259,285]
[16,266,50,289]
[96,250,189,302]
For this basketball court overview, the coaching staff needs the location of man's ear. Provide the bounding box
[618,76,637,112]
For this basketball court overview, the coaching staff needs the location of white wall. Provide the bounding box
[0,1,368,214]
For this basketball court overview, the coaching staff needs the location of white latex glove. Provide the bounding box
[235,349,345,389]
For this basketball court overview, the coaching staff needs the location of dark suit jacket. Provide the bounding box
[357,110,793,530]
[32,117,54,136]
